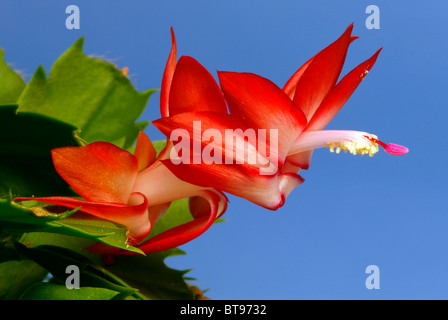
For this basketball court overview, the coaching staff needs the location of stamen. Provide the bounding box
[288,130,408,158]
[364,136,409,156]
[324,134,379,157]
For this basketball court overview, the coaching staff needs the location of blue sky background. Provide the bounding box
[1,0,447,299]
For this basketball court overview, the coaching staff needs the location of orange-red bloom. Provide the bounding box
[15,131,227,254]
[14,25,408,255]
[153,24,408,210]
[14,28,229,254]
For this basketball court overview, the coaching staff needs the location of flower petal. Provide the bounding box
[306,48,382,131]
[162,160,283,210]
[169,56,228,116]
[133,159,205,206]
[123,189,228,254]
[153,112,285,209]
[283,35,358,100]
[160,27,177,118]
[279,173,305,204]
[282,56,314,100]
[153,111,272,165]
[284,150,314,170]
[218,71,307,162]
[134,131,157,172]
[51,142,138,204]
[292,24,353,120]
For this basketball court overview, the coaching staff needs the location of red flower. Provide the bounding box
[14,25,408,255]
[153,25,408,210]
[15,130,227,254]
[14,29,228,254]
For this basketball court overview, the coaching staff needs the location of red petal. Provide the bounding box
[284,150,314,170]
[163,160,283,210]
[306,48,382,130]
[124,190,228,254]
[15,193,150,245]
[169,56,228,116]
[218,71,307,162]
[283,35,358,99]
[153,112,285,209]
[51,142,138,204]
[279,173,305,204]
[153,111,267,164]
[134,131,157,172]
[282,56,314,100]
[292,24,353,120]
[132,157,205,206]
[160,27,177,118]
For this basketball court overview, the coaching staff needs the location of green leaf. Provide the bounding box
[0,260,48,299]
[98,199,197,300]
[17,38,156,149]
[0,49,25,104]
[54,213,145,255]
[15,244,141,300]
[0,198,77,231]
[0,105,80,197]
[19,282,122,300]
[18,232,99,262]
[0,199,144,255]
[105,248,194,300]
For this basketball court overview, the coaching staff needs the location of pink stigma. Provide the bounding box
[365,136,409,156]
[384,143,409,156]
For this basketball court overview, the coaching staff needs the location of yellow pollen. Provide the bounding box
[324,134,379,157]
